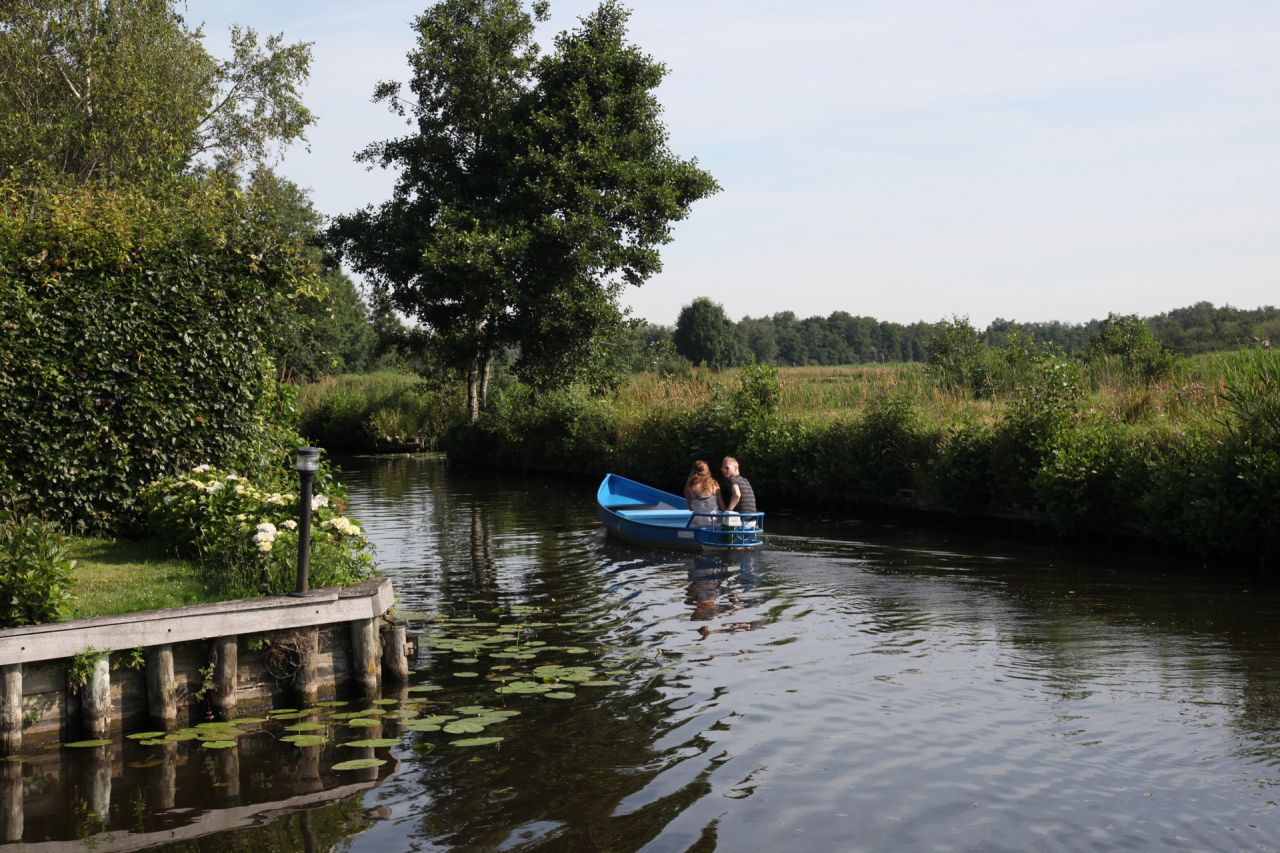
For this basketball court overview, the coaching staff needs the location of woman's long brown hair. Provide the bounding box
[686,460,718,496]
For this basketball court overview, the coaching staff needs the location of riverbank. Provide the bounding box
[438,351,1278,564]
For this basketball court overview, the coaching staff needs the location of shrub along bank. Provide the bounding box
[447,350,1279,564]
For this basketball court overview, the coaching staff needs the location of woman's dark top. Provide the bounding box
[725,476,756,514]
[688,492,719,528]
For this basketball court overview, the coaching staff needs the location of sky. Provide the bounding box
[190,1,1280,328]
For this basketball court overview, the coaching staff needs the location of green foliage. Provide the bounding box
[990,356,1084,500]
[0,178,308,530]
[926,317,991,395]
[0,508,74,627]
[112,646,146,672]
[1220,347,1280,449]
[0,0,312,184]
[139,463,374,597]
[1086,313,1175,384]
[68,647,101,695]
[299,372,465,452]
[674,298,744,369]
[929,421,997,510]
[332,0,718,414]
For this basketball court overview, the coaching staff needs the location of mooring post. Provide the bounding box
[293,628,319,707]
[0,665,22,756]
[351,618,380,698]
[381,622,409,685]
[82,653,111,739]
[150,741,178,811]
[215,747,241,805]
[211,637,238,719]
[145,645,177,726]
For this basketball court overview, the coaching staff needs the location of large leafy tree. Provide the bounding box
[0,0,312,183]
[333,0,717,420]
[674,297,742,369]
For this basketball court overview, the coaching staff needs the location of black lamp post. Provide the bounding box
[292,447,320,597]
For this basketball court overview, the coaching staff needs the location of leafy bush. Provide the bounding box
[1086,313,1175,384]
[0,509,74,627]
[929,420,997,510]
[298,371,464,452]
[990,355,1083,502]
[139,463,374,597]
[926,317,993,396]
[0,178,309,531]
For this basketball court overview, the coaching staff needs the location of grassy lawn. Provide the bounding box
[65,537,221,620]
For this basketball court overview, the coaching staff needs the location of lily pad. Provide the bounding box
[401,721,442,732]
[453,671,480,678]
[453,657,479,664]
[407,685,442,693]
[341,738,400,748]
[545,692,576,700]
[581,680,618,687]
[138,739,168,746]
[346,718,382,728]
[281,735,328,747]
[284,722,327,732]
[126,731,166,740]
[268,708,300,716]
[372,698,399,706]
[200,741,237,749]
[454,706,490,715]
[332,758,386,771]
[451,736,504,747]
[63,739,112,748]
[316,700,349,708]
[443,720,488,734]
[412,743,436,754]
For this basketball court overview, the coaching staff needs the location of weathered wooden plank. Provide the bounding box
[146,645,178,725]
[0,578,393,666]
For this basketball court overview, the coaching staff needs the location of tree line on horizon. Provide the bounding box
[657,297,1280,370]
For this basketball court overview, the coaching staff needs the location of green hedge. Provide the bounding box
[0,178,304,531]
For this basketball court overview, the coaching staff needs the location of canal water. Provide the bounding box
[11,454,1280,850]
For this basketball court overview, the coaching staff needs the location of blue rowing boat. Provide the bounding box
[596,473,765,551]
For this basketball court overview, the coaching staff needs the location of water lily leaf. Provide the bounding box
[342,738,399,748]
[372,698,399,706]
[490,665,513,672]
[164,731,200,742]
[453,657,479,664]
[545,692,576,700]
[63,740,112,748]
[454,706,490,715]
[565,648,590,655]
[281,735,328,747]
[412,743,436,754]
[407,685,442,693]
[228,717,269,725]
[580,680,619,687]
[267,711,310,721]
[402,721,442,732]
[316,700,349,708]
[453,671,480,678]
[332,758,386,771]
[200,741,237,749]
[346,718,382,728]
[451,737,503,747]
[268,708,299,716]
[284,722,327,732]
[138,739,167,747]
[443,720,488,734]
[126,731,166,740]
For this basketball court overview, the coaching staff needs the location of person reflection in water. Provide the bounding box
[686,555,763,637]
[683,460,722,528]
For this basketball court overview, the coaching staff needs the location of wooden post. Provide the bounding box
[149,741,177,811]
[215,747,241,805]
[82,653,111,739]
[350,619,380,699]
[145,645,177,726]
[0,757,21,843]
[293,628,319,707]
[211,637,238,719]
[0,665,22,756]
[381,622,409,685]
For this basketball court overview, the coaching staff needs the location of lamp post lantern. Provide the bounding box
[292,447,320,597]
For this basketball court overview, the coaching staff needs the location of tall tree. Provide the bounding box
[0,0,312,184]
[332,0,717,420]
[674,297,741,369]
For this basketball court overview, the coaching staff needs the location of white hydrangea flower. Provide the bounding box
[205,481,224,494]
[321,516,361,536]
[193,464,212,473]
[266,493,288,506]
[312,494,330,510]
[162,495,176,505]
[282,519,298,530]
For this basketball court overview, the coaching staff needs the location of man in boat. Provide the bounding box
[720,457,757,526]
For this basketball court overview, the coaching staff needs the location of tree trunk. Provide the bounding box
[479,351,493,413]
[466,363,479,423]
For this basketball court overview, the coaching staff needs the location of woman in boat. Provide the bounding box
[684,460,723,528]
